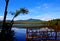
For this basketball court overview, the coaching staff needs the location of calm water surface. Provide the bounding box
[12,28,26,41]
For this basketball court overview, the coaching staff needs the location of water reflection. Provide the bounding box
[12,28,26,41]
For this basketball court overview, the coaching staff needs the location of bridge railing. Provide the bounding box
[26,27,60,41]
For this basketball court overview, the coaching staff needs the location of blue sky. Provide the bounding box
[0,0,60,21]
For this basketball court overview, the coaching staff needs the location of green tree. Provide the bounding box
[10,8,28,28]
[12,8,28,21]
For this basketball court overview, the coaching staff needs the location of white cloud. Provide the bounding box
[0,16,3,20]
[32,14,53,21]
[0,16,12,20]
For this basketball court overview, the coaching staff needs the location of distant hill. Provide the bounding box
[0,18,60,24]
[15,19,43,22]
[0,19,44,24]
[27,18,42,21]
[14,19,44,24]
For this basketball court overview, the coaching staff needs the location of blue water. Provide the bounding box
[12,28,26,41]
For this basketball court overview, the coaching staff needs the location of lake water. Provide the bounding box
[12,28,60,41]
[12,28,26,41]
